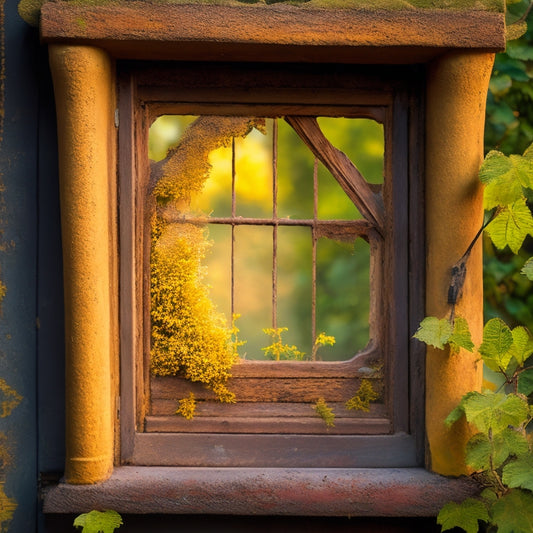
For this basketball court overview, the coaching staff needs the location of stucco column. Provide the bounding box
[49,45,116,483]
[425,51,494,476]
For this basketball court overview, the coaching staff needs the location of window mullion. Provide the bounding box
[272,119,278,330]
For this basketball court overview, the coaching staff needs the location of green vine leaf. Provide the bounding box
[73,510,123,533]
[502,455,533,491]
[453,391,529,435]
[491,490,533,533]
[521,256,533,280]
[518,367,533,395]
[412,316,452,350]
[479,318,514,372]
[413,316,473,352]
[508,326,533,367]
[485,198,533,254]
[449,316,475,354]
[465,429,528,471]
[465,433,492,471]
[480,150,524,209]
[437,498,489,533]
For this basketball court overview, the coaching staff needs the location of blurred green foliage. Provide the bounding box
[483,3,533,333]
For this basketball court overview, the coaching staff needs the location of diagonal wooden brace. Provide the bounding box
[286,116,385,233]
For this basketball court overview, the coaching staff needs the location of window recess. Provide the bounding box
[119,62,425,467]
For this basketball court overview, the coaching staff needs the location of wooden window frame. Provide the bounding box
[118,61,426,467]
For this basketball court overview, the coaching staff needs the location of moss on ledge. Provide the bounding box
[19,0,505,27]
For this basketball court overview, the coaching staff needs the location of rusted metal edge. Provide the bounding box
[40,3,505,61]
[42,466,480,516]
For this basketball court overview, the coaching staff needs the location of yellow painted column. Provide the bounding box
[49,45,116,483]
[425,51,494,476]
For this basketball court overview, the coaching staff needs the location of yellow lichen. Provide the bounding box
[0,483,16,530]
[150,220,236,401]
[313,397,335,427]
[345,378,380,412]
[0,379,22,419]
[153,116,265,204]
[175,392,197,419]
[150,116,266,402]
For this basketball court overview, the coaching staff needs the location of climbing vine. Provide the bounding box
[415,146,533,533]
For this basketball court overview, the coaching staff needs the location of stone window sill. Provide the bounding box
[42,467,478,517]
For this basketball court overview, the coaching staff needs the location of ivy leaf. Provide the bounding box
[510,154,533,189]
[466,429,529,471]
[506,20,528,41]
[480,151,523,209]
[508,326,533,367]
[413,316,452,350]
[459,391,529,435]
[479,318,514,372]
[502,455,533,491]
[465,433,492,471]
[521,256,533,280]
[518,367,533,396]
[437,499,489,533]
[491,490,533,533]
[449,316,475,354]
[485,198,533,254]
[494,428,530,468]
[73,510,123,533]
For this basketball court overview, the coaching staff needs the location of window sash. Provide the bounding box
[119,62,425,467]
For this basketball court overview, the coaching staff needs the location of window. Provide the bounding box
[119,61,425,467]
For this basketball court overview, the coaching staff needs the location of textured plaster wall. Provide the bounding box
[18,0,505,27]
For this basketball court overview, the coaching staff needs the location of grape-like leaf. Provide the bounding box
[485,198,533,254]
[480,151,524,209]
[521,256,533,280]
[502,455,533,491]
[518,367,533,396]
[73,510,123,533]
[465,433,492,471]
[445,402,467,427]
[437,499,489,533]
[494,428,530,468]
[506,20,528,41]
[492,490,533,533]
[510,154,533,189]
[413,316,452,350]
[460,391,529,435]
[465,429,529,471]
[508,326,533,367]
[523,142,533,160]
[449,316,475,353]
[479,318,513,372]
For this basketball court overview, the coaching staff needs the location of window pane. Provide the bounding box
[148,115,378,363]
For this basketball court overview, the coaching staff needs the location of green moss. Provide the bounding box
[17,0,46,26]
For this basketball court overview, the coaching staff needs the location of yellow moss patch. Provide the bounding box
[150,220,236,401]
[0,380,22,419]
[17,0,45,26]
[0,483,16,530]
[345,379,379,412]
[153,116,265,204]
[175,392,197,419]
